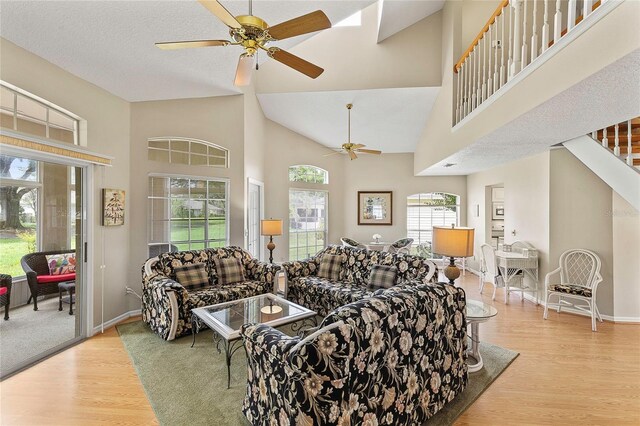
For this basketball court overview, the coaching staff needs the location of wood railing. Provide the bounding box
[454,0,607,125]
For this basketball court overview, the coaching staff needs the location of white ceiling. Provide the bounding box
[0,0,374,102]
[377,0,445,43]
[257,87,440,153]
[421,49,640,175]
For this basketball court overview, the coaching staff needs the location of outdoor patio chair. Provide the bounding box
[21,250,76,311]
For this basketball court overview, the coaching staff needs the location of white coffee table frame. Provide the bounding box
[466,299,498,373]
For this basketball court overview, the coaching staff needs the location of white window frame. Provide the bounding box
[288,165,329,184]
[147,137,229,168]
[288,188,329,261]
[147,173,230,252]
[407,192,461,253]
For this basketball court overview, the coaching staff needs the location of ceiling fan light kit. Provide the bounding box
[156,0,331,86]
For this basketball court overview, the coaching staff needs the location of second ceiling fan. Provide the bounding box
[327,104,382,160]
[156,0,331,86]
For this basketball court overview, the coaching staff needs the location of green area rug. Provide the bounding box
[117,321,518,425]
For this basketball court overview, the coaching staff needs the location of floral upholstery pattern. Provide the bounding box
[241,282,467,424]
[548,283,592,297]
[141,246,280,340]
[282,245,437,316]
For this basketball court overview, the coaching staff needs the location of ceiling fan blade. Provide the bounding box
[348,150,357,161]
[155,40,230,50]
[198,0,243,29]
[356,149,382,155]
[267,10,331,41]
[234,54,255,86]
[268,48,324,79]
[352,144,365,149]
[323,151,343,157]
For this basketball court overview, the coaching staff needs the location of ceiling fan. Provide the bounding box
[156,0,331,86]
[326,104,382,160]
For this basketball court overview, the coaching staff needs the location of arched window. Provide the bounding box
[407,192,460,257]
[148,137,228,168]
[288,165,328,184]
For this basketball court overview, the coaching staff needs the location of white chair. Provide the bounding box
[388,238,414,254]
[479,244,504,301]
[340,237,367,250]
[543,249,603,332]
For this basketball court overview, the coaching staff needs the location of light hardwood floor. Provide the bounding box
[1,273,639,425]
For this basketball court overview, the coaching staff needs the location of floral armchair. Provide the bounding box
[141,246,280,340]
[241,282,467,424]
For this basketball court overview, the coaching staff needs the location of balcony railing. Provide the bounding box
[454,0,609,125]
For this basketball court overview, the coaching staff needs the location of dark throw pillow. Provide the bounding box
[214,257,245,285]
[317,254,343,281]
[175,263,209,290]
[368,264,398,291]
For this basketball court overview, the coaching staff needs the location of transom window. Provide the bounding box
[148,175,228,254]
[407,192,460,257]
[148,138,228,168]
[288,165,328,184]
[0,82,79,145]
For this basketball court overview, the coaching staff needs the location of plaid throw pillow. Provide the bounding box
[175,263,209,290]
[317,254,343,281]
[214,257,245,285]
[368,265,398,290]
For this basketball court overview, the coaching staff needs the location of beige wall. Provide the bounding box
[128,96,245,309]
[341,153,467,243]
[1,38,131,328]
[256,2,442,94]
[612,192,640,320]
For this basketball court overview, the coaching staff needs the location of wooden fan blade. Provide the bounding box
[348,150,357,161]
[267,10,331,41]
[155,40,230,50]
[268,48,324,79]
[323,151,342,157]
[356,149,382,155]
[198,0,242,29]
[352,144,365,149]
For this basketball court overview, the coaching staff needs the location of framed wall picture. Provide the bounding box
[492,203,504,219]
[102,188,125,226]
[358,191,392,225]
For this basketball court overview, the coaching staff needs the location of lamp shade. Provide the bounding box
[432,226,475,257]
[261,219,283,236]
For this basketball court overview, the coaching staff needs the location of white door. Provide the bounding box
[247,179,264,259]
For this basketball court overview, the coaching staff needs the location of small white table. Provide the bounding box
[466,299,498,372]
[366,242,390,251]
[495,250,539,304]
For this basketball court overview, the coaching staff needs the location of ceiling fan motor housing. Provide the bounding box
[232,15,270,55]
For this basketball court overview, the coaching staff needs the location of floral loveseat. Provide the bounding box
[241,282,468,424]
[141,246,279,340]
[282,245,438,316]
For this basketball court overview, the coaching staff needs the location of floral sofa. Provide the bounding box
[241,282,468,424]
[282,245,438,316]
[141,246,280,341]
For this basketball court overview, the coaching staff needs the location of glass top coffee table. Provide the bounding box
[466,299,498,373]
[191,293,317,388]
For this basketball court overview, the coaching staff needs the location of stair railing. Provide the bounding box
[454,0,608,125]
[590,118,640,167]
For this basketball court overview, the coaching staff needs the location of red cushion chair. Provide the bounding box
[21,250,76,311]
[0,274,11,320]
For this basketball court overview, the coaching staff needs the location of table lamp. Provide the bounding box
[261,219,282,264]
[432,225,475,285]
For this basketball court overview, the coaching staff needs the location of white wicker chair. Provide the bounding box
[388,238,414,254]
[340,237,367,250]
[543,249,603,331]
[479,244,504,301]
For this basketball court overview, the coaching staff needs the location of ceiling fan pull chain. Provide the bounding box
[256,49,259,70]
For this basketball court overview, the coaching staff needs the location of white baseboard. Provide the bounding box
[92,309,141,335]
[523,293,640,323]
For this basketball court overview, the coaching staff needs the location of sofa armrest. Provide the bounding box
[141,276,189,341]
[244,260,281,283]
[281,259,318,279]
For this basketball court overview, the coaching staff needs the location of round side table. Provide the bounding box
[466,299,498,372]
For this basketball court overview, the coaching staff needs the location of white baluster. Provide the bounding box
[471,50,477,111]
[531,0,539,61]
[488,25,494,98]
[602,127,608,148]
[583,0,594,20]
[463,65,468,118]
[501,10,507,87]
[521,0,529,69]
[511,0,523,76]
[508,3,514,78]
[456,68,461,124]
[476,44,482,107]
[568,0,577,31]
[553,0,563,43]
[542,0,550,52]
[592,130,596,139]
[482,35,487,103]
[494,14,500,93]
[627,120,633,166]
[614,123,620,156]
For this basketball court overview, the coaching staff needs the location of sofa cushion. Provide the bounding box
[175,263,209,290]
[213,257,245,285]
[548,283,592,297]
[46,253,76,275]
[0,287,7,296]
[289,276,370,316]
[36,273,76,284]
[368,265,398,290]
[188,280,271,308]
[317,254,343,281]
